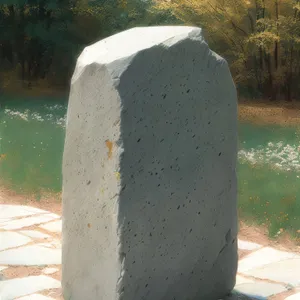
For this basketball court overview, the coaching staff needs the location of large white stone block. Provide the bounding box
[62,26,238,300]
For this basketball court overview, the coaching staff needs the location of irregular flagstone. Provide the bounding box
[0,213,60,230]
[42,267,59,275]
[20,230,51,239]
[235,282,287,298]
[17,294,55,300]
[238,247,299,273]
[0,244,61,266]
[235,275,255,286]
[223,291,267,299]
[238,240,262,251]
[39,220,62,233]
[0,232,31,251]
[244,258,300,287]
[0,205,48,221]
[0,275,60,300]
[38,240,61,249]
[285,293,300,300]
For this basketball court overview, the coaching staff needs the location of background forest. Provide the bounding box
[1,0,300,100]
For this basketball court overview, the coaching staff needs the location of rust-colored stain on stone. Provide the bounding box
[88,223,91,228]
[105,140,113,159]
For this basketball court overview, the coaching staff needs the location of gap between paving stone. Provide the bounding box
[0,214,60,230]
[16,294,55,300]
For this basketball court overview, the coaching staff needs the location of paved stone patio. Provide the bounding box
[0,204,300,300]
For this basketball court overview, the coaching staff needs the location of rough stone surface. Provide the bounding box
[0,275,60,300]
[0,244,61,266]
[0,232,32,251]
[40,220,62,233]
[62,26,238,300]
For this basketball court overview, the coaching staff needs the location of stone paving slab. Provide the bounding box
[42,267,59,275]
[39,220,62,233]
[238,247,300,273]
[0,205,48,221]
[0,266,8,271]
[20,230,51,239]
[16,295,55,300]
[285,293,300,300]
[0,232,31,251]
[0,244,61,266]
[1,204,300,300]
[0,214,60,230]
[0,275,60,300]
[244,258,300,287]
[238,240,262,251]
[236,275,255,285]
[234,282,287,298]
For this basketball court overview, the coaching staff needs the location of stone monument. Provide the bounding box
[62,26,238,300]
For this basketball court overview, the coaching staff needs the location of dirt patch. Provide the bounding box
[239,220,300,253]
[0,186,62,216]
[238,99,300,126]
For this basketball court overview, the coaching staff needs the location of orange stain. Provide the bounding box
[105,140,113,159]
[88,223,91,228]
[0,154,7,161]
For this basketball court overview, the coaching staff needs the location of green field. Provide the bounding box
[1,96,299,237]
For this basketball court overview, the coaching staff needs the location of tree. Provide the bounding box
[153,0,300,101]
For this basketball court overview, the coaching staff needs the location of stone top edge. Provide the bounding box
[71,26,204,85]
[78,26,203,67]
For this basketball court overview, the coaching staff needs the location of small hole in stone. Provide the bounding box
[87,180,91,185]
[219,152,222,156]
[137,138,141,143]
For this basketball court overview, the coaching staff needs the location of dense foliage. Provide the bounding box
[1,0,300,100]
[0,0,176,91]
[154,0,300,100]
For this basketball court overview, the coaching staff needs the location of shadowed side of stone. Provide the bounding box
[62,26,238,300]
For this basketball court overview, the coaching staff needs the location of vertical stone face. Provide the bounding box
[62,26,238,300]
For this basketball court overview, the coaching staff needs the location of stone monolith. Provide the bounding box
[62,26,238,300]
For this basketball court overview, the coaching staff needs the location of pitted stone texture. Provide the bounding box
[0,232,32,251]
[63,26,238,300]
[0,275,60,300]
